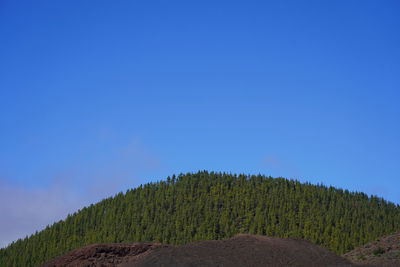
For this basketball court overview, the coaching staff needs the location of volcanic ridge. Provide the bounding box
[43,234,359,267]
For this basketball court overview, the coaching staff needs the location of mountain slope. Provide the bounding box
[344,231,400,266]
[42,234,358,267]
[1,171,399,266]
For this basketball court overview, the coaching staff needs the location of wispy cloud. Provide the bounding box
[0,179,86,248]
[0,137,163,248]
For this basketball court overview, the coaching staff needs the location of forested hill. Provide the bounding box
[1,172,400,267]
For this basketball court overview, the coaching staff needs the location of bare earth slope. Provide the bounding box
[344,232,400,267]
[43,234,358,267]
[41,242,167,267]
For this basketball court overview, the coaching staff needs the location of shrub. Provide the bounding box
[373,247,385,256]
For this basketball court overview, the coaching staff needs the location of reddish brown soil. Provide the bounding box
[42,242,167,267]
[43,234,360,267]
[344,232,400,267]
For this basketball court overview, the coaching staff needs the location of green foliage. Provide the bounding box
[357,254,366,260]
[373,247,385,256]
[1,171,399,266]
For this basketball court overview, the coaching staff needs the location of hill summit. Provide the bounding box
[1,171,399,266]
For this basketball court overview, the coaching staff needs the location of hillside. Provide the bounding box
[1,171,399,266]
[42,234,358,267]
[344,231,400,266]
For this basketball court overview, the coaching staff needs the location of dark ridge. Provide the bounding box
[43,235,359,267]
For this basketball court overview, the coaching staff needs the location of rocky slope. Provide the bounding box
[41,242,166,267]
[344,232,400,267]
[43,234,358,267]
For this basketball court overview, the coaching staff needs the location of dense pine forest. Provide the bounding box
[1,171,399,267]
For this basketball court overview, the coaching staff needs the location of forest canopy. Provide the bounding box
[1,171,399,267]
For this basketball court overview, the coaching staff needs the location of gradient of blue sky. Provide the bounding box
[0,0,399,246]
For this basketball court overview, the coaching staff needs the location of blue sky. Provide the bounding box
[0,0,399,247]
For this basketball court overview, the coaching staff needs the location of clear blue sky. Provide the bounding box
[0,0,399,246]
